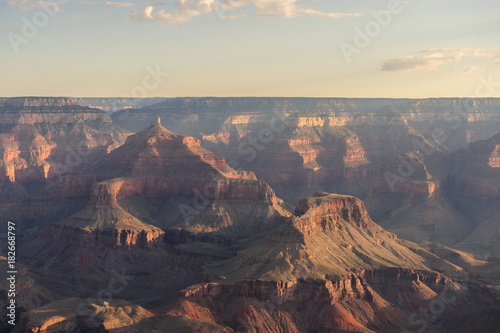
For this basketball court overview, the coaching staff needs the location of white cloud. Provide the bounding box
[249,0,362,18]
[251,0,297,18]
[381,48,497,72]
[127,0,362,23]
[127,0,214,23]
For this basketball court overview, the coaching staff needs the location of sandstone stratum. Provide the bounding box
[111,97,500,257]
[1,97,500,332]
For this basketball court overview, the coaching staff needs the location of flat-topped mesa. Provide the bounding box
[205,191,457,282]
[89,181,121,207]
[0,97,78,108]
[0,97,112,128]
[293,192,373,233]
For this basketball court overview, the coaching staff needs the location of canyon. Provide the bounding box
[1,97,500,332]
[112,97,500,256]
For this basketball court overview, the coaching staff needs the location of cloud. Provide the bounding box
[217,0,247,9]
[381,48,496,72]
[75,1,134,8]
[7,0,63,12]
[297,8,362,19]
[251,0,297,18]
[380,56,433,71]
[127,0,214,23]
[7,0,362,22]
[461,66,478,75]
[127,0,362,23]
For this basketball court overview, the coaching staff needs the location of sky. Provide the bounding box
[1,0,500,98]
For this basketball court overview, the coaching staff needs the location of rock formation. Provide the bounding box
[443,133,500,257]
[2,97,500,332]
[0,97,129,183]
[12,192,500,332]
[159,193,497,332]
[110,97,500,259]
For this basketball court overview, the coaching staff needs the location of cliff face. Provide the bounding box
[11,186,500,333]
[95,118,255,181]
[443,133,500,257]
[17,298,154,333]
[159,193,497,333]
[24,118,291,266]
[42,224,164,249]
[73,97,165,112]
[0,97,107,124]
[111,98,500,208]
[112,97,500,136]
[0,97,79,108]
[447,132,500,198]
[5,97,500,332]
[170,268,465,333]
[206,192,468,283]
[145,97,493,254]
[0,129,56,182]
[293,193,373,234]
[8,119,298,332]
[0,97,129,183]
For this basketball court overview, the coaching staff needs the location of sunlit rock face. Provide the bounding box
[109,97,500,254]
[161,193,497,333]
[0,97,129,183]
[111,97,500,203]
[3,97,500,333]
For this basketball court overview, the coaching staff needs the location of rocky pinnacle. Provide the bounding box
[150,116,161,127]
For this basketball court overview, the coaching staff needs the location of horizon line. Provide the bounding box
[2,96,500,100]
